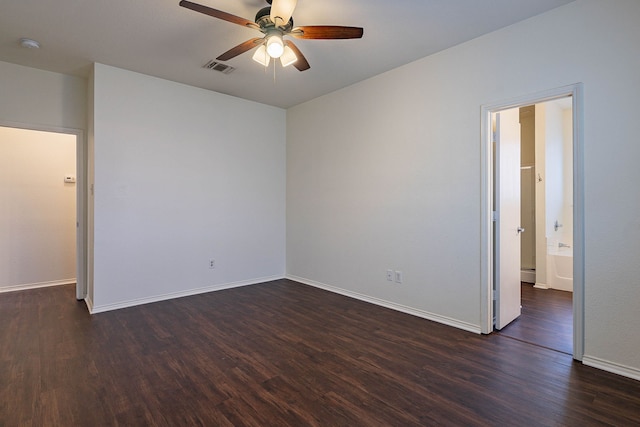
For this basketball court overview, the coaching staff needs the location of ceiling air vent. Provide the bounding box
[203,60,235,74]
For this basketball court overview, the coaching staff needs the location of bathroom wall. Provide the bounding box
[540,100,573,249]
[543,101,565,241]
[534,99,573,290]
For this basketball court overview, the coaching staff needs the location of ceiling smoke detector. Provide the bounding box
[20,38,41,49]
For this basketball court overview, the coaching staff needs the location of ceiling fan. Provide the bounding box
[179,0,364,71]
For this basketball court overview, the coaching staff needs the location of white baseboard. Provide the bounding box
[533,282,549,289]
[0,278,76,293]
[521,270,536,283]
[88,275,285,314]
[287,274,481,334]
[84,295,94,313]
[582,355,640,382]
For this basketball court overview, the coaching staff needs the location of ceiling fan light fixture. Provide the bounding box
[252,45,271,66]
[266,34,284,58]
[280,45,297,67]
[270,0,297,27]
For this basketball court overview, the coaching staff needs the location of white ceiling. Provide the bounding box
[0,0,575,109]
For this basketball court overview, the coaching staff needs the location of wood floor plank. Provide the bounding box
[1,280,639,426]
[498,283,573,354]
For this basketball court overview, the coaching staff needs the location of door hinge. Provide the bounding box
[492,211,498,222]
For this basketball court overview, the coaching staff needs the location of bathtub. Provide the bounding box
[546,244,573,292]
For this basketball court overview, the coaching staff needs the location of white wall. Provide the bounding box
[0,127,76,290]
[0,61,86,130]
[0,60,87,297]
[89,64,286,311]
[287,0,640,374]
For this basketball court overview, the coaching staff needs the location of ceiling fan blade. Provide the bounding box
[216,38,264,61]
[290,26,364,40]
[270,0,297,28]
[179,0,258,30]
[284,40,310,71]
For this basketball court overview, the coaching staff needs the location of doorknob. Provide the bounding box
[517,227,525,234]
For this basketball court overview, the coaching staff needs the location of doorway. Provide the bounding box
[480,84,584,360]
[0,123,85,300]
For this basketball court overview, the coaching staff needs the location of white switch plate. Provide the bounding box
[394,271,403,284]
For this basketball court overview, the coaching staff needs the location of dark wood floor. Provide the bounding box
[498,283,573,354]
[2,280,640,426]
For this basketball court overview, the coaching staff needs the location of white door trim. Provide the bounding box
[0,120,87,301]
[480,83,585,360]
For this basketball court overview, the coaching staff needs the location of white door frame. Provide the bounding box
[480,83,585,360]
[0,120,87,300]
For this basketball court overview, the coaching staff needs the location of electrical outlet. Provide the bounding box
[209,259,215,269]
[394,270,403,284]
[386,269,393,281]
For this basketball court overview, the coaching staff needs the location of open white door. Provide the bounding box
[495,108,522,330]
